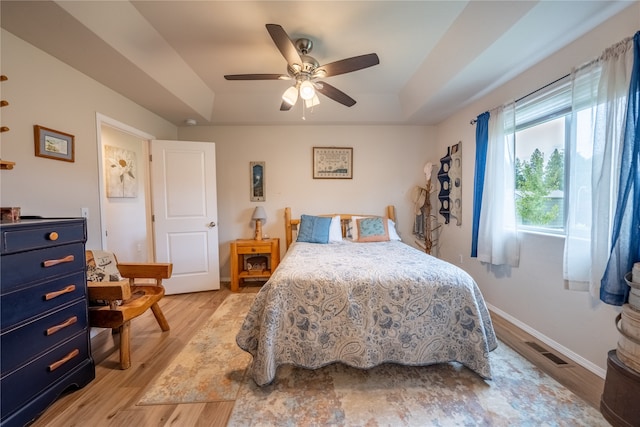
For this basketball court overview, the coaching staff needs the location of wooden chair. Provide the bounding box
[85,250,171,369]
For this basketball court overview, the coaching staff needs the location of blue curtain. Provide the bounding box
[600,31,640,305]
[471,112,490,257]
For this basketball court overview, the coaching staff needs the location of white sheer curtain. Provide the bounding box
[477,103,520,267]
[563,37,634,293]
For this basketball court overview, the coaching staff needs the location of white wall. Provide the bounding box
[433,4,640,376]
[178,125,436,276]
[0,29,177,249]
[100,125,150,262]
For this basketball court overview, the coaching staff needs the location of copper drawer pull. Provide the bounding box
[48,232,59,241]
[46,316,78,336]
[44,284,76,301]
[48,349,80,372]
[43,255,74,267]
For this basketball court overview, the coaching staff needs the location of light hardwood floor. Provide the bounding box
[30,282,604,427]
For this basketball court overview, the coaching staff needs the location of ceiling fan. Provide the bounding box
[224,24,380,111]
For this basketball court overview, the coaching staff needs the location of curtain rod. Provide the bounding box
[469,33,633,125]
[469,73,569,125]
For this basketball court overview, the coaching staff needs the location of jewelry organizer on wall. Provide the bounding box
[437,142,461,226]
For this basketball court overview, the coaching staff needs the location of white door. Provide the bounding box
[150,140,220,294]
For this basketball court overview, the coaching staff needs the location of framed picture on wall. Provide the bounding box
[105,145,138,198]
[313,147,353,179]
[250,161,266,202]
[34,125,75,162]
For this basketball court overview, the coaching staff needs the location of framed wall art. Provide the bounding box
[34,125,75,162]
[250,161,266,202]
[105,145,138,198]
[313,147,353,179]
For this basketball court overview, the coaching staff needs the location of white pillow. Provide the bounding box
[388,219,401,241]
[347,216,364,240]
[329,215,343,242]
[348,216,401,241]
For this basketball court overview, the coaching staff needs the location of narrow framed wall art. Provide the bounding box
[250,161,265,202]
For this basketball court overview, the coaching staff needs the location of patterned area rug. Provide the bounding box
[138,293,607,426]
[137,293,254,404]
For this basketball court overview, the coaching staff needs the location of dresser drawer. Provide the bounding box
[1,272,87,329]
[1,220,85,255]
[0,332,90,417]
[1,300,88,374]
[1,243,86,292]
[237,244,272,255]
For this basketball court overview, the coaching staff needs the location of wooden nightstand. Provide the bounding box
[230,238,280,292]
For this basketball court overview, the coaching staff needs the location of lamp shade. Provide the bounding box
[282,86,298,106]
[299,80,315,100]
[304,94,320,108]
[252,206,267,221]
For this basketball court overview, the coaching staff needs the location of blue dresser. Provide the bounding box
[0,218,95,426]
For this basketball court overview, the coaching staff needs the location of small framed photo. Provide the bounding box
[250,161,265,202]
[34,125,75,162]
[313,147,353,179]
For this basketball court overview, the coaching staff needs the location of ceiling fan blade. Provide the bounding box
[224,74,288,80]
[280,101,293,111]
[316,82,356,107]
[266,24,302,67]
[318,53,380,77]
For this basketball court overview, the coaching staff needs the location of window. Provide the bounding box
[513,76,585,234]
[515,115,567,232]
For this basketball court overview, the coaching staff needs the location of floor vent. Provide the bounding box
[524,341,571,367]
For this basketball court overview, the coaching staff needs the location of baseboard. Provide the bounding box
[487,303,606,379]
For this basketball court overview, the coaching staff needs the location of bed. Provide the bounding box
[236,206,498,386]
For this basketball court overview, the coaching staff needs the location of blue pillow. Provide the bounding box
[297,214,332,243]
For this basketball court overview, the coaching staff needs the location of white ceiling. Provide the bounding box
[1,1,634,126]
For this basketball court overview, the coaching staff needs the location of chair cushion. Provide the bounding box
[86,250,123,282]
[86,250,124,306]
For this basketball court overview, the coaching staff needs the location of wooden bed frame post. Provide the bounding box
[285,207,292,249]
[386,205,396,223]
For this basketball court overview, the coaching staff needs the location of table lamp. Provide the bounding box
[252,206,267,240]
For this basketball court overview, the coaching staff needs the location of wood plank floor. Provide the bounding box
[30,282,604,427]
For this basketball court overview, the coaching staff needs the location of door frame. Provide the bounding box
[95,113,156,257]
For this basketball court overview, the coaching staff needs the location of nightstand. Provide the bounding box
[230,238,280,292]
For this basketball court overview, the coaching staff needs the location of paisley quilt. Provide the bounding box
[236,240,498,386]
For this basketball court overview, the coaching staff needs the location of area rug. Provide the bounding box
[138,293,607,426]
[137,293,255,405]
[228,343,608,427]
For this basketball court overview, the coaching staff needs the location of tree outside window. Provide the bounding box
[514,116,566,231]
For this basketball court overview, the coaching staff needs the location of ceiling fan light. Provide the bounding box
[299,80,315,100]
[305,94,320,108]
[282,86,298,105]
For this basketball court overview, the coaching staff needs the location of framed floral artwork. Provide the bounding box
[105,145,137,198]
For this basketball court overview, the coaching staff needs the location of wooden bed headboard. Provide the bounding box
[284,206,396,249]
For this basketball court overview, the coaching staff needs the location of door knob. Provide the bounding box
[207,221,216,228]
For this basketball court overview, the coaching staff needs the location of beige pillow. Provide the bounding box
[356,217,390,242]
